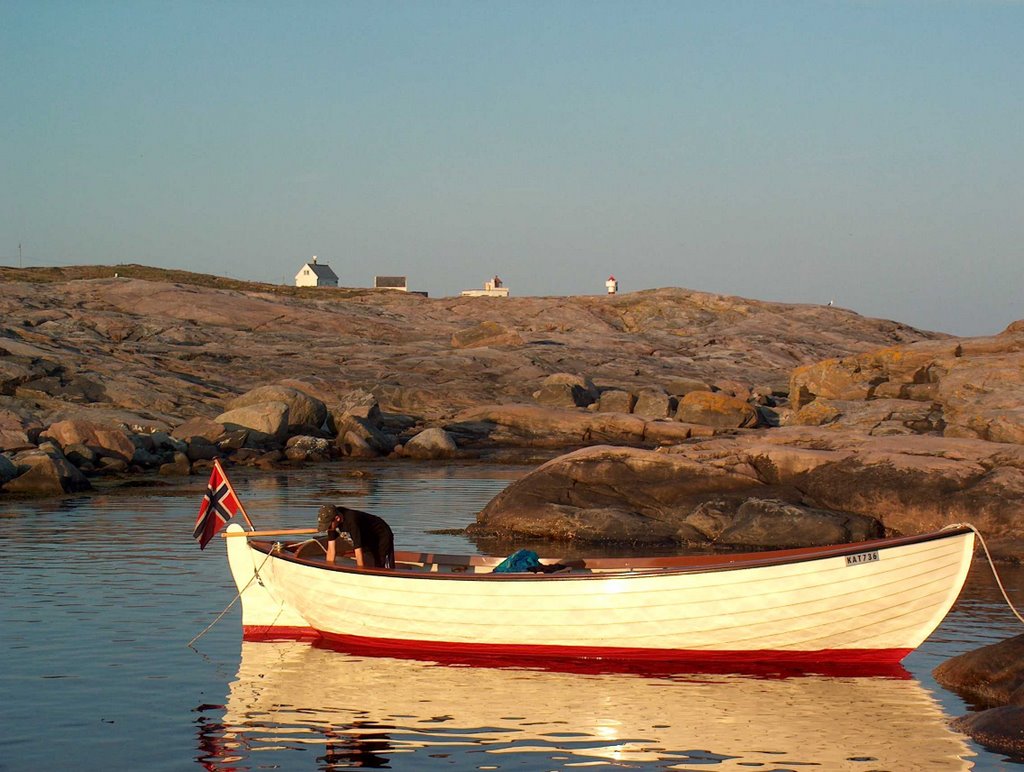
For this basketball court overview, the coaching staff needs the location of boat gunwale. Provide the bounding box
[245,525,974,581]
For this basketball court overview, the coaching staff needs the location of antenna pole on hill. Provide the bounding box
[19,243,22,268]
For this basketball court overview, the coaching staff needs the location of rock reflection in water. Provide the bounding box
[197,641,974,770]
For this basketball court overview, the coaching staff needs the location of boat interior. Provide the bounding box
[254,526,969,577]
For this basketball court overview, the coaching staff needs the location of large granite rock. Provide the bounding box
[215,401,289,440]
[532,373,599,409]
[403,427,458,460]
[790,325,1024,444]
[172,416,227,443]
[934,634,1024,708]
[3,447,92,495]
[40,419,137,462]
[227,385,327,433]
[471,427,1024,556]
[674,391,759,428]
[935,634,1024,759]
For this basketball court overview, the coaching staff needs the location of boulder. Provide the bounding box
[159,452,192,476]
[451,321,524,349]
[596,390,636,414]
[0,407,41,452]
[131,446,163,468]
[934,633,1024,708]
[665,378,711,397]
[951,707,1024,758]
[172,416,227,443]
[674,391,758,428]
[227,385,327,433]
[717,499,883,548]
[185,437,220,462]
[338,431,380,459]
[532,373,598,409]
[633,389,674,419]
[215,401,289,441]
[284,435,332,462]
[334,414,395,455]
[41,419,137,462]
[0,454,17,484]
[3,448,92,495]
[404,427,458,460]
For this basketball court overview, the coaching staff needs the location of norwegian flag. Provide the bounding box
[193,460,242,549]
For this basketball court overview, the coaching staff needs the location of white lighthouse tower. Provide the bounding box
[605,275,618,295]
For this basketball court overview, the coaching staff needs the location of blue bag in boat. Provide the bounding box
[492,549,544,573]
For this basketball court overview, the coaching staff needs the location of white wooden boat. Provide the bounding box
[199,640,973,770]
[224,521,974,666]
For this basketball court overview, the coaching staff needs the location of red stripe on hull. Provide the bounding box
[241,627,912,677]
[243,625,319,641]
[317,630,911,664]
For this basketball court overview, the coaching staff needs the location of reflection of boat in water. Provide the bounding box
[196,641,974,770]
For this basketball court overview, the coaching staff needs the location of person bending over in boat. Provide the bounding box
[318,504,396,569]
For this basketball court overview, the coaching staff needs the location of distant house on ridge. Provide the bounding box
[294,256,339,288]
[374,276,408,291]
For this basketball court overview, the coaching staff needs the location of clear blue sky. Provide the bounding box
[2,1,1021,335]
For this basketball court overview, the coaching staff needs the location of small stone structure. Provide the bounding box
[461,276,509,297]
[294,256,339,288]
[606,275,618,294]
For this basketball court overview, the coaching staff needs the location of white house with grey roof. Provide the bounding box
[294,256,339,287]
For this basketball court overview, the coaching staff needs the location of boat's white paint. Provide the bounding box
[224,523,974,659]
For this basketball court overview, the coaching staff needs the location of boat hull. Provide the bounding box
[225,524,974,664]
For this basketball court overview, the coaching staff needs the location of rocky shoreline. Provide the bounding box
[2,268,1022,557]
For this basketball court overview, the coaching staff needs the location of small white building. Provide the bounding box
[461,275,510,298]
[294,256,339,288]
[606,275,618,295]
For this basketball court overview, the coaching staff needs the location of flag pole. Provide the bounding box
[215,458,256,531]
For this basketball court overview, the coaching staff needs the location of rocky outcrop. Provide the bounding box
[790,325,1024,444]
[470,427,1024,557]
[451,321,524,349]
[935,634,1024,758]
[935,634,1024,708]
[447,405,710,450]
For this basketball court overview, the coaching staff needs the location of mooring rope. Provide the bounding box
[187,549,275,649]
[946,523,1024,626]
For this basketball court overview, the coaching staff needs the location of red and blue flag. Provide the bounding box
[193,461,242,549]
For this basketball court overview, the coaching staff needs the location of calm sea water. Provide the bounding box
[1,461,1022,771]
